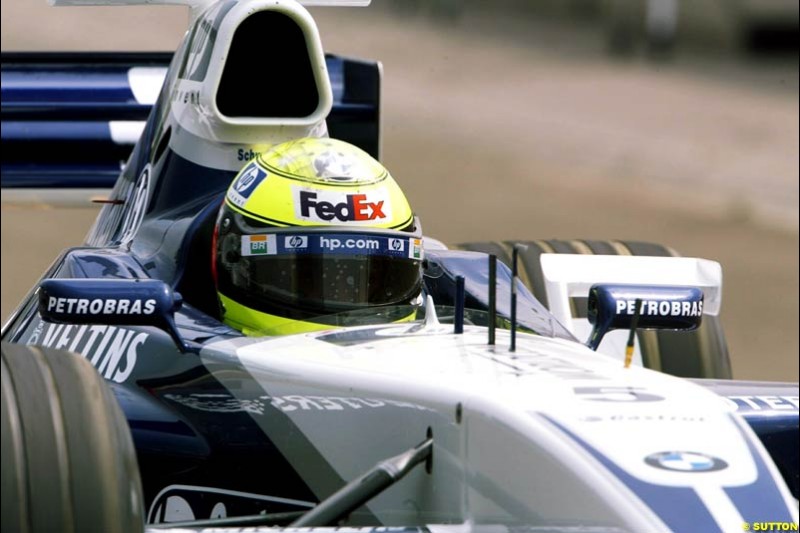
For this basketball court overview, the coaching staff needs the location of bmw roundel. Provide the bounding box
[644,451,728,472]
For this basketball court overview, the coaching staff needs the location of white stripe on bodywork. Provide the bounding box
[695,485,746,533]
[109,121,146,145]
[128,67,168,105]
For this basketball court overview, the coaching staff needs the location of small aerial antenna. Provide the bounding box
[509,244,528,352]
[488,254,497,345]
[624,298,643,368]
[454,275,465,334]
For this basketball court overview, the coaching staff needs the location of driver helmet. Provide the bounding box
[213,137,424,336]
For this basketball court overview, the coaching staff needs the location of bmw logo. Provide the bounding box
[645,451,728,472]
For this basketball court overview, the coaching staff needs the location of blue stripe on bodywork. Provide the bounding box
[2,121,112,142]
[1,70,136,103]
[724,417,795,524]
[1,165,120,189]
[540,414,722,533]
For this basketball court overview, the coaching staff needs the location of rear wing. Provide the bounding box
[0,51,380,202]
[47,0,371,21]
[539,253,722,364]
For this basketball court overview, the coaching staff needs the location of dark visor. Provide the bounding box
[217,230,423,317]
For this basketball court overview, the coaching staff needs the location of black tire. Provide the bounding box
[454,240,732,379]
[1,342,144,533]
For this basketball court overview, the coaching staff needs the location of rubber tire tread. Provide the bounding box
[453,240,732,379]
[0,342,144,533]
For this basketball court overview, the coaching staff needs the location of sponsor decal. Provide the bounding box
[320,235,379,252]
[411,238,422,259]
[579,413,706,423]
[171,88,200,105]
[241,234,274,256]
[45,296,156,316]
[295,187,391,224]
[616,299,703,317]
[574,386,665,403]
[240,233,420,259]
[180,1,236,82]
[388,238,405,252]
[467,345,601,381]
[147,484,312,524]
[726,395,799,412]
[227,163,268,208]
[236,148,261,161]
[118,166,151,244]
[644,451,728,472]
[28,322,146,383]
[469,349,669,408]
[284,235,308,249]
[166,393,433,415]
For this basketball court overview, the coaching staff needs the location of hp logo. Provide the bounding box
[284,236,308,249]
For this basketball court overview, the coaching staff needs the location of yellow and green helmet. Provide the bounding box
[214,137,424,336]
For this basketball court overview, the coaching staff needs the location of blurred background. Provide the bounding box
[1,0,797,380]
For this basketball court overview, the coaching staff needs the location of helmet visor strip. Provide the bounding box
[218,230,424,314]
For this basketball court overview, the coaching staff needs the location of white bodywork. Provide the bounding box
[198,317,797,531]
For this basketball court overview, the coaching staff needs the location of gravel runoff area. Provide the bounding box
[1,1,797,380]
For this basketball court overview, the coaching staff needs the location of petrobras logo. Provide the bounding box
[617,299,703,317]
[227,164,268,208]
[294,186,391,224]
[644,451,728,472]
[241,234,275,256]
[46,296,156,316]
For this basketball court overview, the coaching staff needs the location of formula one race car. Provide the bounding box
[1,1,797,532]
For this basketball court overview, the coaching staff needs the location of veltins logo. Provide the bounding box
[644,451,728,472]
[294,187,391,224]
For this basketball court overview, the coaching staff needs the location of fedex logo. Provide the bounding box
[295,187,391,224]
